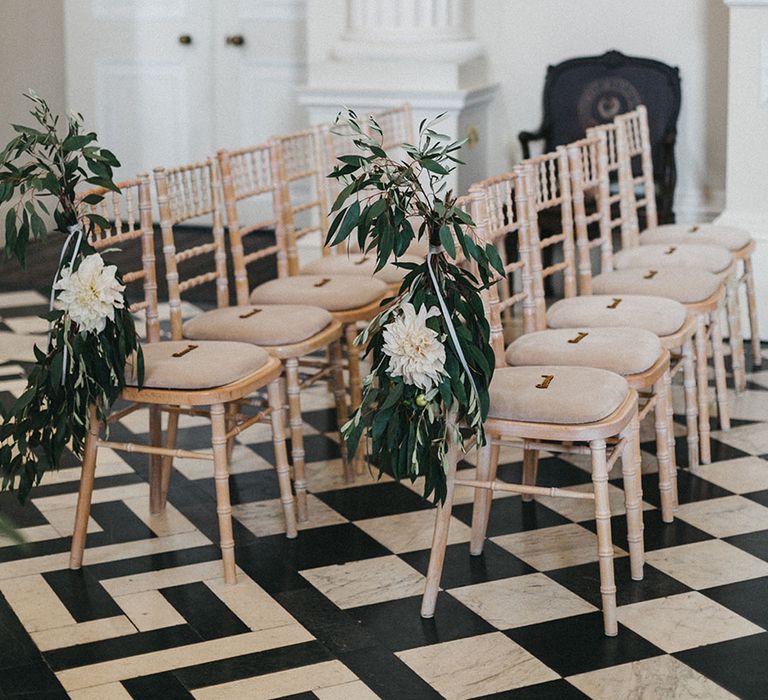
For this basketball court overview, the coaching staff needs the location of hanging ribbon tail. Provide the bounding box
[48,223,84,385]
[426,247,481,418]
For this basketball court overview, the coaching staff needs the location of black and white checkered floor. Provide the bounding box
[2,289,768,699]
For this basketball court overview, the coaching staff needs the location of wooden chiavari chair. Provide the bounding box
[577,123,730,453]
[421,191,645,638]
[470,159,676,522]
[155,156,351,520]
[616,106,758,389]
[70,175,297,584]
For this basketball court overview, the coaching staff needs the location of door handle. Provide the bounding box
[178,34,192,45]
[226,34,245,46]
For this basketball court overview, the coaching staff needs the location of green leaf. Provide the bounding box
[439,224,456,258]
[62,133,95,152]
[420,158,449,175]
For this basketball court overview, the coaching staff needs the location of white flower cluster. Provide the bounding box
[383,302,446,392]
[55,253,125,334]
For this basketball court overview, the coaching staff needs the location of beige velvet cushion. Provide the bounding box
[547,295,688,337]
[489,366,629,424]
[505,327,662,376]
[126,341,270,390]
[640,223,751,252]
[613,243,731,274]
[592,267,721,304]
[183,305,333,347]
[302,253,422,284]
[249,275,387,312]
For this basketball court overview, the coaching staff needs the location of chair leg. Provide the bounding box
[155,410,179,513]
[210,403,237,584]
[148,405,163,510]
[590,438,618,637]
[653,376,674,523]
[682,338,699,470]
[663,367,679,510]
[70,405,100,570]
[470,439,499,555]
[329,340,352,483]
[285,358,308,522]
[421,425,460,619]
[694,313,712,464]
[727,276,747,393]
[521,448,539,503]
[345,323,365,475]
[744,256,762,367]
[710,308,731,432]
[268,379,298,539]
[620,413,644,580]
[225,403,238,462]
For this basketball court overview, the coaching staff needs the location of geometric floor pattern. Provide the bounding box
[1,289,768,698]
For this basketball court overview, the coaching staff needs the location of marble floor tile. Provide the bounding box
[300,555,424,609]
[675,495,768,537]
[314,679,380,699]
[645,540,768,590]
[192,660,357,700]
[714,423,768,455]
[302,458,393,492]
[122,497,200,537]
[234,494,347,537]
[449,573,597,629]
[0,573,75,632]
[396,632,558,700]
[0,289,47,307]
[113,589,187,632]
[0,330,42,362]
[3,314,49,335]
[205,575,297,632]
[567,654,737,700]
[492,523,626,571]
[533,481,655,522]
[101,560,225,597]
[689,455,768,493]
[67,682,135,700]
[30,615,138,651]
[616,591,763,653]
[356,509,472,553]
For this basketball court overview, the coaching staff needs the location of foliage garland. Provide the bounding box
[327,111,503,504]
[0,93,142,502]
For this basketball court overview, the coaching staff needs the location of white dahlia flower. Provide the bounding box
[383,302,446,392]
[55,253,125,334]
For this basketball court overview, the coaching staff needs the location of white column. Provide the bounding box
[299,0,496,193]
[716,0,768,339]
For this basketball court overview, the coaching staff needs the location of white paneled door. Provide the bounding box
[64,0,307,181]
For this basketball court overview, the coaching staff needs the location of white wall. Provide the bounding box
[306,0,729,223]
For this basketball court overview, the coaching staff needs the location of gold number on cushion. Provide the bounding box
[172,344,198,358]
[536,374,554,389]
[567,331,589,344]
[239,308,262,319]
[606,298,622,309]
[644,269,658,279]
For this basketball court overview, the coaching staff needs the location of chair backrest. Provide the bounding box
[217,144,287,307]
[80,174,160,343]
[564,132,614,293]
[468,169,539,348]
[616,106,658,230]
[372,103,415,150]
[153,160,228,340]
[270,127,330,274]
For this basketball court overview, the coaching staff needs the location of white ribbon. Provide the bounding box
[425,244,481,410]
[48,223,84,384]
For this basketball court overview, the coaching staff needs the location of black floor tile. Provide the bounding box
[0,662,68,698]
[301,407,340,434]
[195,469,282,505]
[702,576,768,630]
[708,438,752,463]
[89,500,157,544]
[276,587,377,655]
[639,470,733,509]
[581,509,714,552]
[122,672,193,699]
[475,679,590,699]
[0,491,48,528]
[452,498,569,537]
[351,592,494,652]
[675,633,768,699]
[86,545,222,582]
[161,581,250,641]
[724,529,768,562]
[496,455,592,488]
[339,644,442,700]
[174,641,333,690]
[314,482,432,521]
[506,612,663,677]
[400,541,534,590]
[548,558,691,609]
[745,489,768,508]
[43,568,123,623]
[253,434,342,464]
[0,594,44,671]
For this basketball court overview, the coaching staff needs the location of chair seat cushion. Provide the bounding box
[249,275,387,312]
[183,305,333,347]
[505,328,662,376]
[489,366,630,424]
[126,341,271,390]
[547,295,688,337]
[640,223,752,252]
[302,253,422,285]
[613,243,732,275]
[592,267,721,304]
